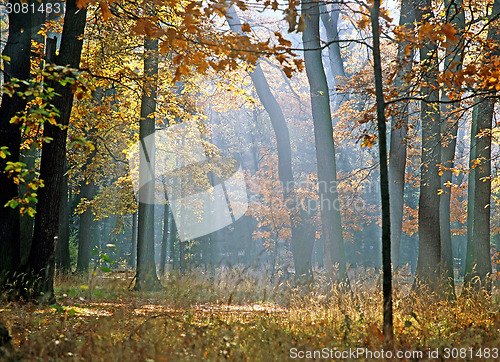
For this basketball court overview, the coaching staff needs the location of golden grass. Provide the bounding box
[0,268,498,361]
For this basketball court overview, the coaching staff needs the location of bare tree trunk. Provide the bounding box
[134,36,161,291]
[388,0,414,269]
[414,0,442,289]
[76,178,95,272]
[439,0,465,299]
[129,212,138,269]
[301,0,347,282]
[463,0,500,293]
[159,203,169,276]
[370,0,393,345]
[56,163,71,273]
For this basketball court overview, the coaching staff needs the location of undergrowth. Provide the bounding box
[0,267,498,361]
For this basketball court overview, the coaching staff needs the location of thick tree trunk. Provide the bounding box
[225,6,315,280]
[414,0,442,289]
[301,0,347,282]
[134,37,161,291]
[0,2,31,273]
[56,164,71,273]
[463,0,500,292]
[438,0,465,299]
[76,178,95,272]
[388,0,414,269]
[371,0,393,344]
[28,0,87,303]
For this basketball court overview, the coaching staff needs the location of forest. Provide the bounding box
[0,0,499,360]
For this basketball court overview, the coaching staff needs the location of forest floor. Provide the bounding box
[0,268,499,361]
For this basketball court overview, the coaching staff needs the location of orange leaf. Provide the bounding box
[76,0,88,9]
[99,1,111,21]
[241,23,251,33]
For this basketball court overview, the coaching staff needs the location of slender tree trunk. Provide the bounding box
[129,212,138,269]
[76,178,95,272]
[414,0,442,289]
[159,203,169,276]
[225,6,315,280]
[134,37,161,291]
[388,0,414,269]
[27,0,87,303]
[463,0,500,292]
[301,0,347,282]
[0,2,31,273]
[169,215,178,270]
[439,0,465,299]
[371,0,393,345]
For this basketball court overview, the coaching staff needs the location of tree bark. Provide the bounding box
[129,212,138,269]
[0,2,31,273]
[371,0,393,345]
[301,0,347,282]
[463,0,500,292]
[76,178,95,272]
[134,37,161,291]
[56,163,71,273]
[414,0,442,289]
[438,0,465,299]
[28,0,87,303]
[225,6,315,280]
[159,203,169,276]
[388,0,414,269]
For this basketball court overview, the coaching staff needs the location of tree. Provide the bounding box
[464,0,500,292]
[414,0,442,289]
[0,1,31,274]
[27,0,87,302]
[301,0,347,281]
[225,5,315,280]
[370,0,393,344]
[388,0,414,269]
[134,36,162,291]
[439,0,465,298]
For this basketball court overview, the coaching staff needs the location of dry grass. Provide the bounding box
[0,268,499,361]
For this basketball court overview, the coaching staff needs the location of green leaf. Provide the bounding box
[67,309,76,317]
[100,267,111,273]
[80,285,89,290]
[101,254,111,263]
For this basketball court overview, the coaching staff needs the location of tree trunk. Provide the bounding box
[414,0,442,289]
[76,178,95,272]
[0,2,31,273]
[388,0,414,269]
[56,163,71,273]
[159,203,169,276]
[370,0,393,345]
[28,0,87,303]
[301,0,347,282]
[129,212,138,269]
[463,0,500,292]
[134,37,161,291]
[438,0,465,299]
[225,6,315,281]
